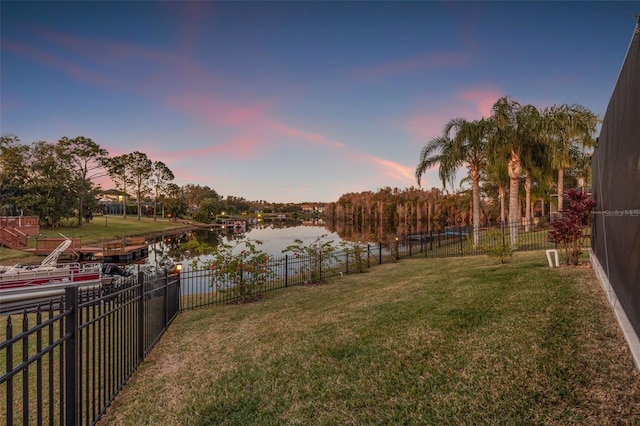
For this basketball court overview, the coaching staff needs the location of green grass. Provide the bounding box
[0,216,196,264]
[39,215,196,244]
[97,251,640,425]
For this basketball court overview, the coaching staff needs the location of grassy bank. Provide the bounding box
[0,215,198,265]
[98,251,640,425]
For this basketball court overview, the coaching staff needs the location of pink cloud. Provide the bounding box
[14,26,345,164]
[35,27,178,66]
[1,39,114,86]
[352,52,469,81]
[168,96,270,127]
[403,86,505,144]
[168,95,345,150]
[371,156,416,184]
[268,121,345,148]
[458,88,503,118]
[151,133,268,162]
[404,113,452,145]
[345,151,417,187]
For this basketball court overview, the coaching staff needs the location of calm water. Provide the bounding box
[139,223,345,273]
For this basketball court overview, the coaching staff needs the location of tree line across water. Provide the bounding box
[0,135,296,227]
[1,96,597,234]
[326,96,598,247]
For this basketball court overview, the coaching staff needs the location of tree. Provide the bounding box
[516,104,549,232]
[162,183,188,218]
[544,104,598,212]
[483,154,509,224]
[20,141,75,227]
[489,97,532,246]
[127,151,153,220]
[416,118,490,246]
[0,135,29,215]
[184,184,220,214]
[548,189,595,265]
[57,136,108,226]
[102,155,130,218]
[193,197,222,224]
[149,161,174,221]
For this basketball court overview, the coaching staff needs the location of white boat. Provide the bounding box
[0,239,102,290]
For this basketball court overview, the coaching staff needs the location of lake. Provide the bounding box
[140,223,346,273]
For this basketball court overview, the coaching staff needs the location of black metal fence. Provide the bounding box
[0,270,180,425]
[1,221,578,424]
[179,221,563,311]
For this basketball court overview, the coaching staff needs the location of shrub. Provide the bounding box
[341,241,368,273]
[479,228,514,263]
[283,234,340,283]
[200,239,275,301]
[548,190,595,266]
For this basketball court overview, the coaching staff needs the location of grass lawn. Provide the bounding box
[97,251,640,425]
[0,215,197,265]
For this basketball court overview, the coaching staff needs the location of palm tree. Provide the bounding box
[483,154,510,225]
[416,118,490,246]
[517,104,550,231]
[543,104,598,212]
[488,97,523,246]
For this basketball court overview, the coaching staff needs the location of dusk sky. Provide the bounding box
[1,1,638,203]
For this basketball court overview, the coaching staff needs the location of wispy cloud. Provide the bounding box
[458,88,502,118]
[351,51,469,81]
[268,121,345,148]
[168,96,270,127]
[403,85,504,144]
[167,94,345,151]
[371,156,416,184]
[1,39,114,86]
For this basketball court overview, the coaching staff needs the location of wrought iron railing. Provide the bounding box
[1,221,586,424]
[0,271,179,425]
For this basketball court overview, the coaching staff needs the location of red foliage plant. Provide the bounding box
[548,190,596,265]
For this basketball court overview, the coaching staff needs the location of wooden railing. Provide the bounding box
[0,228,29,249]
[34,237,82,255]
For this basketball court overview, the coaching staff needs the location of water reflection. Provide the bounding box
[141,222,343,271]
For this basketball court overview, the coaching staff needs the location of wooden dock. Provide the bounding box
[19,236,149,264]
[93,237,149,263]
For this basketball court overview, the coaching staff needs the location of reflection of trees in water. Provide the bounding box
[326,188,482,243]
[253,220,303,229]
[148,233,193,268]
[149,227,264,267]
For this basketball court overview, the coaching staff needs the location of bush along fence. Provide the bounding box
[179,220,588,311]
[0,220,589,425]
[0,270,180,425]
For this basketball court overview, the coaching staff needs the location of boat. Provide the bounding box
[0,239,102,290]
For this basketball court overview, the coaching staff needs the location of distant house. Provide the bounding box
[301,204,326,214]
[100,189,122,203]
[100,189,124,215]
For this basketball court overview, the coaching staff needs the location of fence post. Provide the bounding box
[64,286,79,426]
[6,317,13,423]
[345,249,349,275]
[164,269,169,328]
[137,272,145,363]
[378,243,382,265]
[367,244,370,268]
[285,255,288,288]
[176,270,182,312]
